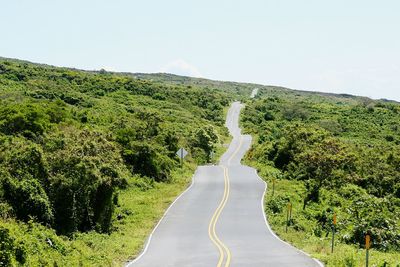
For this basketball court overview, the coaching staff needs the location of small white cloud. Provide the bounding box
[160,59,202,78]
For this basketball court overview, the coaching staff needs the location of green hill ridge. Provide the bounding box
[0,57,399,266]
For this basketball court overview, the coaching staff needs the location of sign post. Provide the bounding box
[176,148,188,167]
[272,178,275,197]
[286,202,292,233]
[365,234,371,267]
[331,213,337,253]
[210,151,215,160]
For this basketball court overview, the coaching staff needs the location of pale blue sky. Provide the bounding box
[1,0,399,100]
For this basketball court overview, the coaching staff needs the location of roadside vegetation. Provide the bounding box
[132,73,254,100]
[242,88,400,266]
[0,58,236,266]
[3,56,399,267]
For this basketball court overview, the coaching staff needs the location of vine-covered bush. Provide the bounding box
[242,89,400,251]
[0,58,230,238]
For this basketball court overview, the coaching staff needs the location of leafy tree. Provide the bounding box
[122,141,175,182]
[45,129,126,234]
[271,124,328,170]
[3,177,53,224]
[282,104,309,121]
[191,125,219,162]
[295,138,356,208]
[0,105,50,138]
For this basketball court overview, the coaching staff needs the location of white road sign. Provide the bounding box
[176,148,188,159]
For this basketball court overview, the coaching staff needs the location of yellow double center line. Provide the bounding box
[227,137,243,166]
[208,167,231,267]
[208,136,243,267]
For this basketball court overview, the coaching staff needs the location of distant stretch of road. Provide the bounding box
[127,91,322,266]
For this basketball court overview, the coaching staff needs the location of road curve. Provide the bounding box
[126,101,322,267]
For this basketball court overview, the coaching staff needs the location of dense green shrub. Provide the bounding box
[0,57,231,239]
[350,215,400,251]
[0,227,26,266]
[191,125,219,162]
[45,129,127,234]
[0,105,49,138]
[282,104,309,121]
[243,89,400,252]
[266,195,289,214]
[3,177,53,224]
[122,142,175,182]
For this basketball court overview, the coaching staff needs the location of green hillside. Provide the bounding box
[131,73,256,100]
[242,89,400,266]
[1,57,399,266]
[0,58,238,266]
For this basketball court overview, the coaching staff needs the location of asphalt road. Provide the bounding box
[127,101,322,267]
